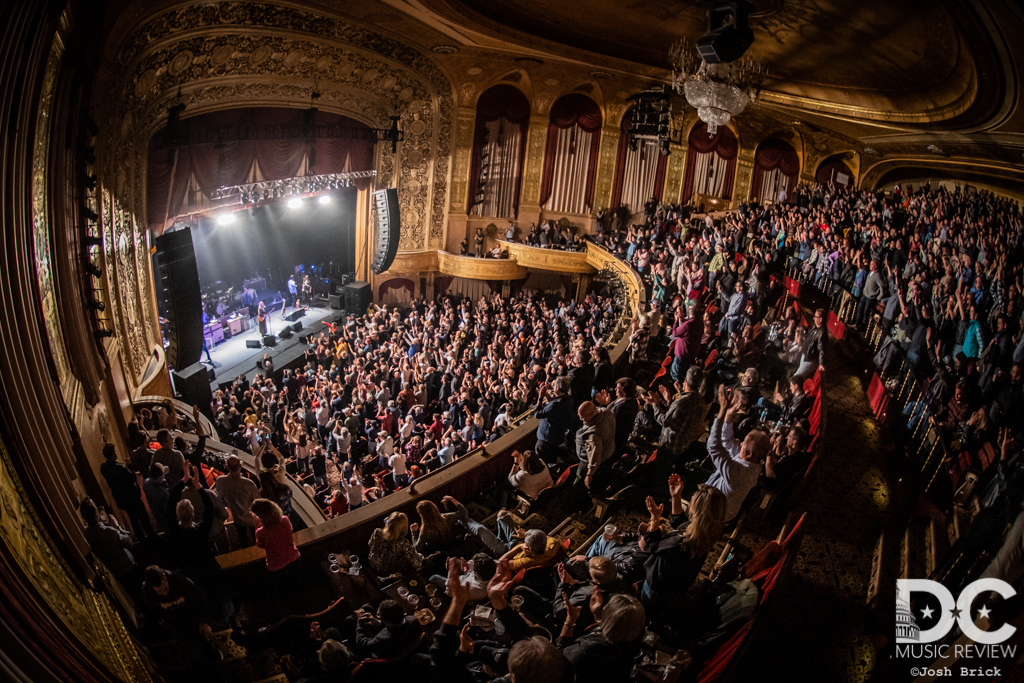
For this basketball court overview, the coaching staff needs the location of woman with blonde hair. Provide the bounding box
[367,511,423,576]
[638,477,727,618]
[251,498,300,575]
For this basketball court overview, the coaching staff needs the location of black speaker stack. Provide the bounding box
[370,188,401,274]
[344,282,372,314]
[154,228,203,369]
[171,362,214,417]
[329,293,343,310]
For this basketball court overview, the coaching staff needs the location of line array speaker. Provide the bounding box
[370,188,401,274]
[154,228,203,369]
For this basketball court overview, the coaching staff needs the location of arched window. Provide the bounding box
[815,155,854,187]
[751,138,800,203]
[539,94,602,214]
[682,123,738,203]
[610,106,668,214]
[468,85,531,219]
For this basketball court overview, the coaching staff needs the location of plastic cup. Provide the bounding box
[328,553,337,564]
[603,524,617,539]
[425,584,437,597]
[348,554,359,565]
[329,563,340,573]
[397,586,409,598]
[408,594,420,608]
[510,595,525,610]
[430,597,442,610]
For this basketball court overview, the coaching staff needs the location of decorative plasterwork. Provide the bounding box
[498,241,596,274]
[0,435,151,683]
[107,1,456,251]
[30,22,75,404]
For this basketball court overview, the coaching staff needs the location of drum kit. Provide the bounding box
[202,281,242,316]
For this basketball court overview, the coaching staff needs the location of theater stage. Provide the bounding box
[202,304,340,390]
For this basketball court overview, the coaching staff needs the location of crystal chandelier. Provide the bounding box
[670,39,765,135]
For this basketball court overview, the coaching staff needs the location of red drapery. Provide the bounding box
[610,107,670,210]
[814,157,853,186]
[147,107,374,228]
[750,138,800,201]
[434,275,454,297]
[539,94,603,210]
[681,123,738,202]
[379,278,414,299]
[468,85,531,218]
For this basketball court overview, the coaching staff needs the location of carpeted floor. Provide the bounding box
[731,342,900,682]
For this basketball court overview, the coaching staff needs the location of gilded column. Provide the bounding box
[592,127,619,226]
[447,107,476,252]
[664,143,687,205]
[517,114,550,230]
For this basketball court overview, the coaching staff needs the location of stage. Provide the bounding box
[202,304,340,390]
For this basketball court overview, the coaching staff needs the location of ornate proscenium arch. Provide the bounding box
[91,1,456,381]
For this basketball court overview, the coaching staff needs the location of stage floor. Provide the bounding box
[203,305,333,383]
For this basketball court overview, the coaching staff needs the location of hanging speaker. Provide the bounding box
[370,188,401,274]
[154,228,203,370]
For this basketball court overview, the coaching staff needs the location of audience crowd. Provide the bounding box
[84,180,1024,681]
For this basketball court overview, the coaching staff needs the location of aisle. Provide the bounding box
[735,345,899,682]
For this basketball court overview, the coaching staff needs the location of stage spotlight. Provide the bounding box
[216,213,236,225]
[319,195,331,205]
[263,190,270,201]
[287,197,303,209]
[241,192,250,204]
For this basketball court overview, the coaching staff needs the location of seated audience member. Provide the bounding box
[297,639,354,683]
[758,376,813,424]
[411,499,461,555]
[641,480,727,617]
[559,593,646,683]
[704,384,770,521]
[763,425,813,494]
[501,528,562,572]
[80,498,139,596]
[140,565,219,664]
[252,498,301,577]
[504,449,553,505]
[355,598,423,659]
[368,511,423,576]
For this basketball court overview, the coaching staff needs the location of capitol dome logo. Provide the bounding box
[896,597,920,642]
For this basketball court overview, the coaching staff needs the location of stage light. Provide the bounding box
[217,213,236,225]
[319,195,331,205]
[287,197,303,209]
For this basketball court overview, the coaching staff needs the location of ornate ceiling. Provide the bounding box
[97,0,1024,200]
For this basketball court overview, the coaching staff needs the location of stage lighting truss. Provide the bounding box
[209,170,377,207]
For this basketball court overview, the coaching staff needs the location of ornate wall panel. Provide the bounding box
[593,129,619,213]
[0,435,151,683]
[664,145,687,205]
[520,114,550,210]
[449,108,476,214]
[499,241,595,274]
[30,21,75,406]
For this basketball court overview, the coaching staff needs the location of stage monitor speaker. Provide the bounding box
[207,367,217,383]
[279,327,293,340]
[292,322,302,333]
[329,293,343,309]
[263,335,277,347]
[245,339,261,349]
[370,189,401,274]
[344,281,372,314]
[155,229,203,369]
[171,363,214,417]
[285,308,305,322]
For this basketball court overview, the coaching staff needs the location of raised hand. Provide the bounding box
[668,473,684,499]
[563,591,582,624]
[645,495,664,523]
[557,562,578,586]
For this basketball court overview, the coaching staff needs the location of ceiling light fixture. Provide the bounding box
[670,39,765,136]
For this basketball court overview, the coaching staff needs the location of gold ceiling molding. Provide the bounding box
[860,156,1024,190]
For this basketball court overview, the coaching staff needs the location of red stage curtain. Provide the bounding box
[148,107,374,227]
[379,278,414,298]
[681,123,738,202]
[610,107,670,211]
[435,275,454,297]
[539,94,602,209]
[750,138,799,201]
[468,85,531,218]
[815,157,853,186]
